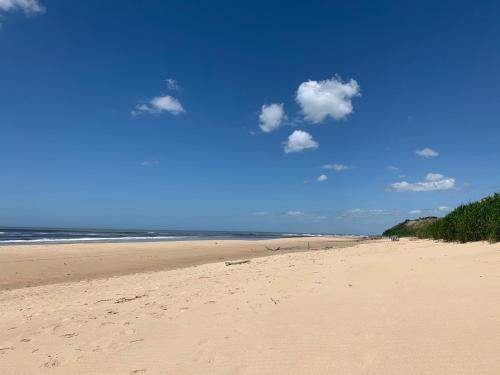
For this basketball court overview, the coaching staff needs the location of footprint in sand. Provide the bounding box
[195,339,212,362]
[198,339,210,346]
[148,311,165,319]
[43,356,60,368]
[62,333,78,338]
[120,329,135,336]
[90,337,122,353]
[50,324,62,335]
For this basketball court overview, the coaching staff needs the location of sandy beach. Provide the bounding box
[0,237,360,290]
[1,238,500,374]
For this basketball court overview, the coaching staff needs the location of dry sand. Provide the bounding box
[1,238,500,374]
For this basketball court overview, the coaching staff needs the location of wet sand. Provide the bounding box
[0,236,361,290]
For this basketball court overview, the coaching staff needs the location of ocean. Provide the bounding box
[0,227,325,245]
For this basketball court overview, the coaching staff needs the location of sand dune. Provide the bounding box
[1,238,500,374]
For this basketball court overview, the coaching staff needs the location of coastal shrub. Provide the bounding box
[386,193,500,243]
[382,221,418,237]
[488,221,500,244]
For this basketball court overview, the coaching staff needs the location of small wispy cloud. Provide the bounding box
[338,208,401,219]
[317,174,328,182]
[408,206,452,216]
[166,78,181,91]
[286,211,328,222]
[312,215,328,222]
[259,103,286,133]
[132,79,185,116]
[387,166,399,171]
[284,130,319,153]
[255,210,328,222]
[296,76,360,123]
[140,160,158,167]
[0,0,44,14]
[322,163,349,172]
[388,173,455,192]
[416,148,439,158]
[132,95,185,116]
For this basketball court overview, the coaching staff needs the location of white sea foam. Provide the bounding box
[0,236,188,244]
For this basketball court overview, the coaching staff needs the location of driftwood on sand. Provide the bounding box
[265,246,281,251]
[225,260,251,266]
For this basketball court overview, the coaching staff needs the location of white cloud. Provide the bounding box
[0,0,43,13]
[322,163,349,172]
[416,148,439,158]
[425,173,444,181]
[388,173,455,192]
[132,95,185,116]
[387,166,399,171]
[317,174,328,182]
[339,208,400,219]
[296,76,360,123]
[253,210,330,222]
[140,160,158,167]
[259,103,285,133]
[312,215,328,222]
[284,130,319,153]
[409,206,451,216]
[283,211,328,222]
[166,78,181,91]
[342,208,365,216]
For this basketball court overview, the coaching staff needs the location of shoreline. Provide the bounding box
[0,236,363,291]
[0,234,358,246]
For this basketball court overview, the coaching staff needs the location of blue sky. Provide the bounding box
[1,0,499,234]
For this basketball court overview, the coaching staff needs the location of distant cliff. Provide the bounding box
[382,217,438,237]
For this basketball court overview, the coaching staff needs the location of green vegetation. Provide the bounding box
[382,217,437,238]
[418,193,500,243]
[383,193,500,243]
